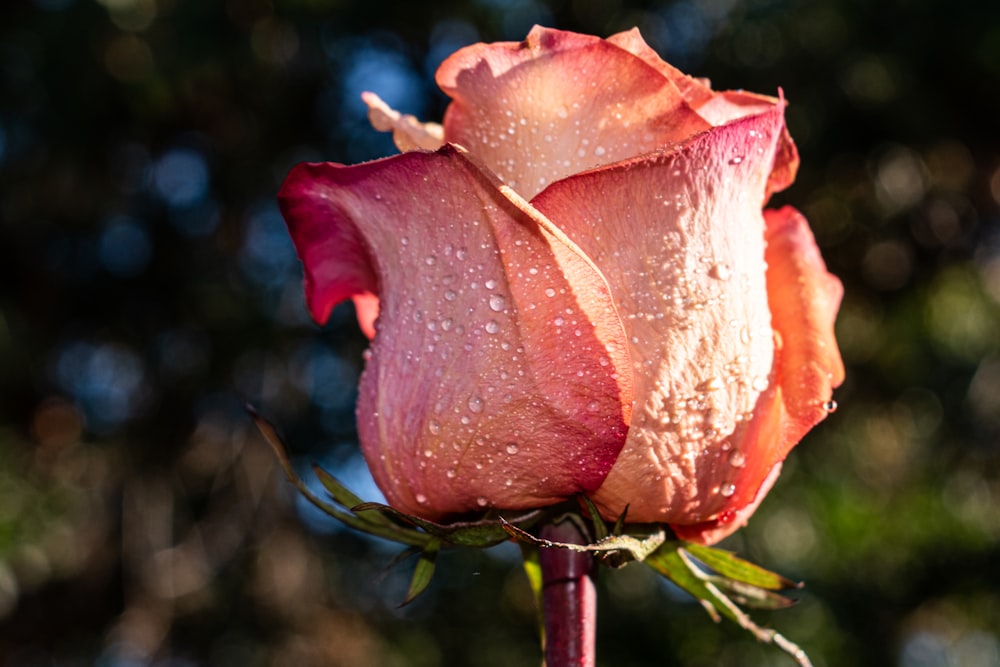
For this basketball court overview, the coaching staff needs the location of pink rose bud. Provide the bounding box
[279,26,844,545]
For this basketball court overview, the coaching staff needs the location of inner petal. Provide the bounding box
[436,26,710,199]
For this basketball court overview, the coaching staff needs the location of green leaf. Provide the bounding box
[401,538,441,606]
[684,543,800,591]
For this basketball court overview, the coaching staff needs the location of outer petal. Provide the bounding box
[435,25,710,199]
[532,107,790,534]
[278,145,633,519]
[674,206,844,543]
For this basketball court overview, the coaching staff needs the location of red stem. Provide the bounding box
[538,518,597,667]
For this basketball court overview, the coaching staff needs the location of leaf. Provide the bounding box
[684,543,800,591]
[401,538,441,606]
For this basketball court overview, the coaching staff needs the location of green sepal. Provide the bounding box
[501,517,666,565]
[644,544,812,667]
[312,465,403,530]
[353,502,543,548]
[249,406,430,547]
[684,543,800,591]
[578,495,609,541]
[401,538,441,606]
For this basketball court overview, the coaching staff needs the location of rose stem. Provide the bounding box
[538,517,597,667]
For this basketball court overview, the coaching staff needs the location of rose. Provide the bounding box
[279,26,844,545]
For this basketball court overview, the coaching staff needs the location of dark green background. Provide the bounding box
[2,0,999,665]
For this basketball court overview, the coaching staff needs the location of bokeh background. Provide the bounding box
[2,0,999,665]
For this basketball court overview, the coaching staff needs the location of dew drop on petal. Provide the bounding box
[428,420,441,435]
[823,399,838,413]
[709,263,732,281]
[415,493,428,504]
[720,483,736,497]
[505,442,519,455]
[489,294,506,312]
[728,451,746,468]
[752,376,769,391]
[485,320,500,334]
[476,497,489,507]
[468,396,484,413]
[544,287,556,298]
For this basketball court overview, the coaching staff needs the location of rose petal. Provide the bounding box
[673,206,844,543]
[605,28,715,108]
[532,106,791,533]
[362,91,445,153]
[279,145,633,519]
[696,90,800,197]
[435,25,710,199]
[604,29,798,198]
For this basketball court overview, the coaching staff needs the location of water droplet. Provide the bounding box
[485,279,498,289]
[553,316,564,327]
[544,287,556,297]
[400,236,409,246]
[728,451,745,468]
[729,155,744,165]
[444,289,457,301]
[425,255,436,266]
[594,146,606,157]
[505,442,519,455]
[441,318,453,331]
[751,376,769,391]
[485,320,500,334]
[456,247,468,260]
[709,263,732,281]
[446,469,457,479]
[823,399,838,413]
[428,420,441,435]
[468,396,484,413]
[476,497,489,507]
[720,483,736,497]
[489,294,506,312]
[415,493,428,504]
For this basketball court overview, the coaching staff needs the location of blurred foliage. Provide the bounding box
[1,0,999,666]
